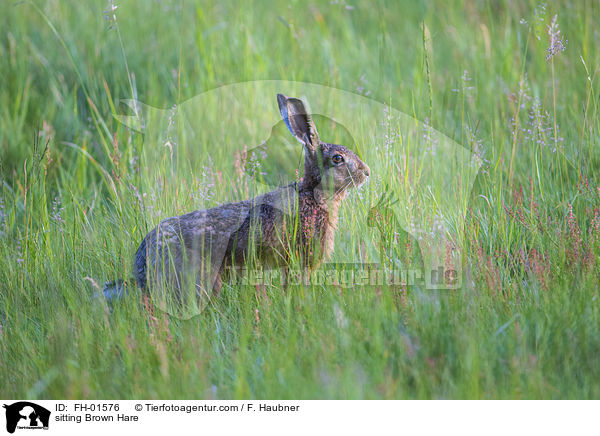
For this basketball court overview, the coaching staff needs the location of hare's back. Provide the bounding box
[147,201,253,251]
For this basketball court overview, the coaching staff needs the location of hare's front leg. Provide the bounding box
[281,265,290,293]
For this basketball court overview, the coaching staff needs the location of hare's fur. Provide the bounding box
[134,94,370,299]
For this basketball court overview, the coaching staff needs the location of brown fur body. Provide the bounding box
[133,94,369,302]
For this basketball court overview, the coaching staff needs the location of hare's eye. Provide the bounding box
[332,154,344,165]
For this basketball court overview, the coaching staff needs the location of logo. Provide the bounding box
[3,402,50,433]
[112,80,480,319]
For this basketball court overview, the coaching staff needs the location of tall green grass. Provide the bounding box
[1,0,599,399]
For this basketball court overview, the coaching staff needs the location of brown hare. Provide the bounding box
[103,94,369,307]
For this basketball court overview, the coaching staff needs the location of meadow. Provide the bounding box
[1,0,599,399]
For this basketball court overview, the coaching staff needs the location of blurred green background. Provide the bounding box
[0,0,599,398]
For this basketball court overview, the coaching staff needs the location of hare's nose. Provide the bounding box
[363,164,371,177]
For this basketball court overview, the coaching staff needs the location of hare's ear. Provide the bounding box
[277,94,320,151]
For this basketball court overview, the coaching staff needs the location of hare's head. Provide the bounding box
[277,94,370,197]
